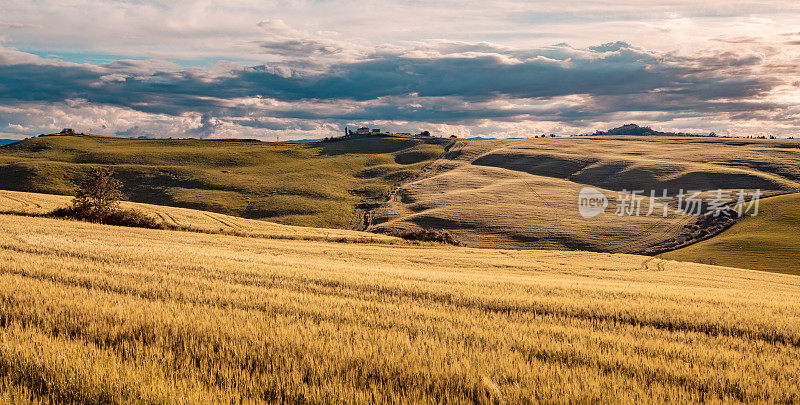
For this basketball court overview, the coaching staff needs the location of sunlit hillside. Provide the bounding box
[1,213,799,402]
[369,136,800,252]
[5,134,798,255]
[0,134,450,228]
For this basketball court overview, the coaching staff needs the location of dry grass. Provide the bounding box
[1,213,800,402]
[0,190,403,245]
[369,136,800,252]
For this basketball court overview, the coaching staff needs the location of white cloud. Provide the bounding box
[1,1,798,60]
[0,1,798,138]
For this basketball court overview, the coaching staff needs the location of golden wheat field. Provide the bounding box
[1,212,800,403]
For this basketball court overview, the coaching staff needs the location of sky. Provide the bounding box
[1,0,799,140]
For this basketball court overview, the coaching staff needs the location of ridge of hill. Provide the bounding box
[0,133,451,228]
[592,123,708,137]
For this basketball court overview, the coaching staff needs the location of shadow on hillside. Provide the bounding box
[315,136,436,156]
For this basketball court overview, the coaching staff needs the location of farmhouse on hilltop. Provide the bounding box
[353,127,383,135]
[344,126,432,137]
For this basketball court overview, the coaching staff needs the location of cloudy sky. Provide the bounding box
[1,0,799,140]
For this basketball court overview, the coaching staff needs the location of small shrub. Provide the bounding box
[102,208,163,228]
[389,229,461,246]
[51,206,163,229]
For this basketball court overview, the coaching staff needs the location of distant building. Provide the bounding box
[58,128,75,135]
[347,126,415,137]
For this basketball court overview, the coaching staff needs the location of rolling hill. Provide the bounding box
[0,133,450,228]
[1,211,799,402]
[3,132,800,262]
[661,192,800,275]
[367,136,800,253]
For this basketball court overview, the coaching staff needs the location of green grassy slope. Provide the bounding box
[0,134,449,228]
[661,192,800,275]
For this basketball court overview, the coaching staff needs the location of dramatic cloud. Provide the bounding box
[0,1,798,139]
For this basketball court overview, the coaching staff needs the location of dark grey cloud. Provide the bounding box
[115,125,151,138]
[234,118,321,131]
[258,39,343,57]
[187,112,223,137]
[0,42,792,130]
